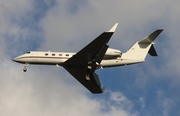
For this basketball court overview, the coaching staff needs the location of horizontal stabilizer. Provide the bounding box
[148,44,157,56]
[139,29,163,44]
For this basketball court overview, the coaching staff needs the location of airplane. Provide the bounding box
[13,23,163,94]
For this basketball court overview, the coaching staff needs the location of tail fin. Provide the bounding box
[122,29,163,60]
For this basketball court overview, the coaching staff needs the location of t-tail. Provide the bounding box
[121,29,163,61]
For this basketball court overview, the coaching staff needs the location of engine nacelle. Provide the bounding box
[104,48,122,59]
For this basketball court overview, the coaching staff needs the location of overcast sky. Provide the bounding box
[0,0,180,116]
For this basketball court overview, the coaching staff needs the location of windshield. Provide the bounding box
[26,52,31,54]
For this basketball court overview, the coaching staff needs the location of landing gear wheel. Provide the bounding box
[23,63,29,72]
[87,65,92,69]
[86,74,90,81]
[23,68,27,72]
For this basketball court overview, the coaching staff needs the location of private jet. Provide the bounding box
[13,23,163,93]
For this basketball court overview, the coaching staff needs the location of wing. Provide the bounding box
[62,23,118,93]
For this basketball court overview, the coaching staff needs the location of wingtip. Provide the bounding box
[108,23,118,32]
[158,29,164,31]
[101,86,106,92]
[157,29,164,32]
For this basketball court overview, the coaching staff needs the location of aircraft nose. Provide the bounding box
[13,57,17,62]
[13,57,20,62]
[12,55,27,63]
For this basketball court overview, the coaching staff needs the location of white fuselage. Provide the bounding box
[13,48,144,68]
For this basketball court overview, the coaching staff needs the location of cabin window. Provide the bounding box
[45,53,48,56]
[52,54,55,56]
[59,54,62,56]
[66,54,69,56]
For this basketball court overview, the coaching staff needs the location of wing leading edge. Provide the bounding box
[62,23,118,93]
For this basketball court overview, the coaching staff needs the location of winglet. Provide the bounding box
[108,23,118,32]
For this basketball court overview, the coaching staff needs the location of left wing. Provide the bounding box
[62,23,118,93]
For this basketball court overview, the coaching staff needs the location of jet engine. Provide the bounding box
[104,48,122,59]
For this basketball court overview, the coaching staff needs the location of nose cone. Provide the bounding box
[13,53,28,63]
[13,57,18,62]
[13,56,22,63]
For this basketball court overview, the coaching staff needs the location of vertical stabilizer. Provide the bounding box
[122,29,163,60]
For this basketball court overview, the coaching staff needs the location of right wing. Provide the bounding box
[62,23,118,93]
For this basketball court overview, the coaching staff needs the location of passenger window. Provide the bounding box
[45,53,48,56]
[52,54,55,56]
[59,54,62,56]
[66,54,69,56]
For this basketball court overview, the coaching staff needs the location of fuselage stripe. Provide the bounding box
[16,56,70,60]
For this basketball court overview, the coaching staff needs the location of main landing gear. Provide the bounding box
[86,63,92,81]
[85,61,99,81]
[86,74,90,81]
[23,63,29,72]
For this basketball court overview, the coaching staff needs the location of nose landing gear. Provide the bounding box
[86,74,90,81]
[23,63,29,72]
[23,68,27,72]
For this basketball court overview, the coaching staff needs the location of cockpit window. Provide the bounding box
[26,52,30,54]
